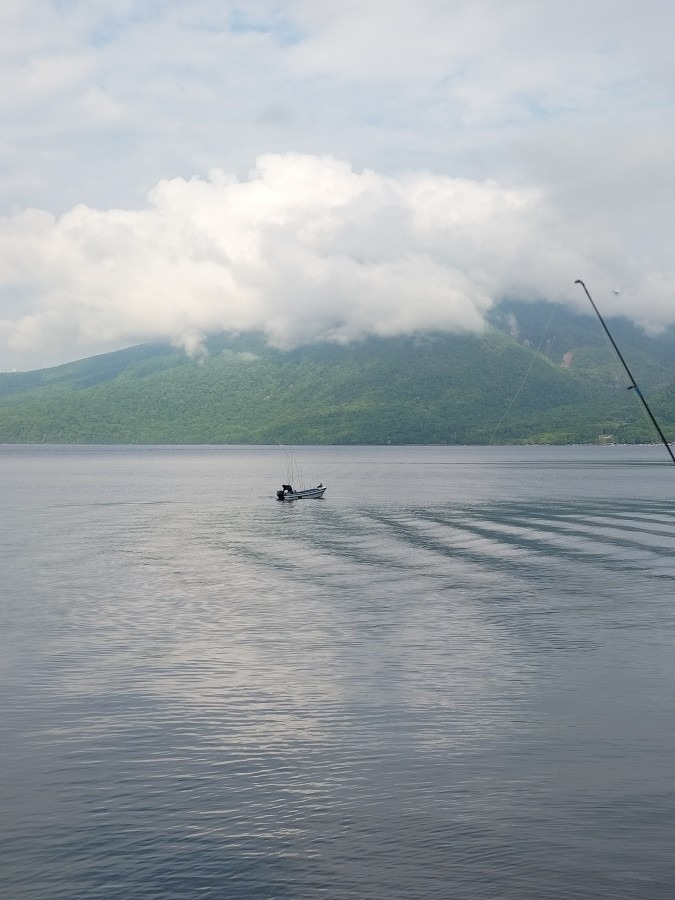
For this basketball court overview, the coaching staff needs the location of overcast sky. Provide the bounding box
[2,0,675,370]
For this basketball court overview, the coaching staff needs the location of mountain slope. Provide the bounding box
[1,301,674,444]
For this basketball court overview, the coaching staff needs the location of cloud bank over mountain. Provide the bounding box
[0,153,605,369]
[2,1,675,369]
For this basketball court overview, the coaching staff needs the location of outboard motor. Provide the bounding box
[276,489,285,501]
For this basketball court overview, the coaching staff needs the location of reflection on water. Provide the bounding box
[2,444,675,898]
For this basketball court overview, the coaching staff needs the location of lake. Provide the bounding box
[2,444,675,899]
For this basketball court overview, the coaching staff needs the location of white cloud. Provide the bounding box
[2,152,672,371]
[1,2,675,368]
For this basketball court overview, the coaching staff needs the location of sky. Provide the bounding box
[2,0,675,371]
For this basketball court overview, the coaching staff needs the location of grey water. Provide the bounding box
[2,444,675,899]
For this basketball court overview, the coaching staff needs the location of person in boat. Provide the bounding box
[282,484,294,494]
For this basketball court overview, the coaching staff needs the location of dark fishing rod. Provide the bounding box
[575,279,675,466]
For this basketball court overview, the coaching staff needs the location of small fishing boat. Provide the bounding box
[276,483,326,501]
[275,446,327,501]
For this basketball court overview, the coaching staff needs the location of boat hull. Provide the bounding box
[276,486,326,501]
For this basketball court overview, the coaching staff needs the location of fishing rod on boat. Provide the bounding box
[575,279,675,466]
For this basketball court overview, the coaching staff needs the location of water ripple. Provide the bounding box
[2,446,675,898]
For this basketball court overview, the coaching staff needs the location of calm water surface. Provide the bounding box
[2,444,675,899]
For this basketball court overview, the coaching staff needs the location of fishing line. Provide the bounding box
[575,279,675,467]
[489,304,558,445]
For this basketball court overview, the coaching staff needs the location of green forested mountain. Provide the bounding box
[2,300,675,444]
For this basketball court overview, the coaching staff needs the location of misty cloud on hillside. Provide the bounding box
[3,3,675,370]
[1,152,668,372]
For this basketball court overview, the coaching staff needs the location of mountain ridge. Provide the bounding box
[2,300,674,445]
